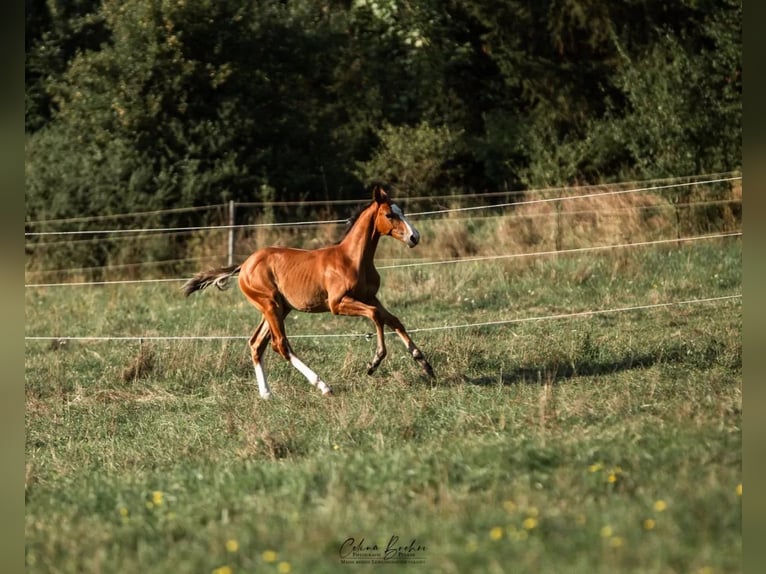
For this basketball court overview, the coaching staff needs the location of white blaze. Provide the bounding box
[391,204,419,247]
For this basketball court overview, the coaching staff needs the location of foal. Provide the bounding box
[183,186,434,398]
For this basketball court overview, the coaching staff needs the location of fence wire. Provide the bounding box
[25,175,741,238]
[24,231,742,288]
[24,294,741,342]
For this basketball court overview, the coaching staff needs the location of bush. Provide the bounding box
[354,122,463,198]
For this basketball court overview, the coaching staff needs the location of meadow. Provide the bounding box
[25,187,742,573]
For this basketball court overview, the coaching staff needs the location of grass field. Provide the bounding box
[25,202,742,573]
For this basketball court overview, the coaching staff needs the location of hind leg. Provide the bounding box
[249,319,273,399]
[240,270,333,397]
[286,351,334,396]
[263,305,334,397]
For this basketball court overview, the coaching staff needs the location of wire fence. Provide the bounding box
[25,171,740,228]
[24,175,741,238]
[24,174,742,285]
[23,194,741,256]
[24,294,741,343]
[25,176,742,342]
[24,173,742,345]
[23,205,741,278]
[24,231,742,288]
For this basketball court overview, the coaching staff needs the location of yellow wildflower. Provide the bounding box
[522,517,538,530]
[225,539,239,553]
[118,507,129,517]
[262,550,278,563]
[588,462,603,473]
[278,562,291,574]
[609,536,624,548]
[489,526,504,540]
[736,483,742,496]
[654,500,667,512]
[643,518,656,531]
[600,526,613,538]
[212,567,232,574]
[152,491,164,506]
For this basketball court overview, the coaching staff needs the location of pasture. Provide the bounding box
[25,193,742,573]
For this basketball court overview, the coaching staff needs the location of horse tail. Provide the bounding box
[182,264,242,297]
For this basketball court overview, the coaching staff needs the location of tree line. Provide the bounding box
[25,0,741,268]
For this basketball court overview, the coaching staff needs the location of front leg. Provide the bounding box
[366,344,387,376]
[329,295,388,375]
[373,298,435,379]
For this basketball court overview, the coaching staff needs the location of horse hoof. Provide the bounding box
[322,388,335,397]
[260,392,273,400]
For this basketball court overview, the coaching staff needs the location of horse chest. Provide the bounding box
[350,267,380,298]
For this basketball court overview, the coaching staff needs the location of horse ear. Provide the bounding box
[373,185,389,204]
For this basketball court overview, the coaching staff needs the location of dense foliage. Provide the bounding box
[25,0,741,229]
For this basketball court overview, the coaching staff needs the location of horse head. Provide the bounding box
[372,186,420,248]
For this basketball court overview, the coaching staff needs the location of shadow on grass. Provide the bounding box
[467,354,658,387]
[463,339,732,387]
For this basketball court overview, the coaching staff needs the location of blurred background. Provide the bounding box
[24,0,741,276]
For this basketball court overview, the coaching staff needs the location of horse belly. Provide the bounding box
[272,253,330,313]
[284,287,330,313]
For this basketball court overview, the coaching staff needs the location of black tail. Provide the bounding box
[182,264,241,297]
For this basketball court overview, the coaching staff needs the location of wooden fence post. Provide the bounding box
[228,200,235,265]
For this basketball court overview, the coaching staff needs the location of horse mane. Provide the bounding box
[336,201,372,244]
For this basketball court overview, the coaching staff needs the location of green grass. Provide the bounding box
[25,237,741,573]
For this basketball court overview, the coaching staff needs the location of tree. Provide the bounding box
[25,0,741,271]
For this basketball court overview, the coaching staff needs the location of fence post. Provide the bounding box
[228,200,235,266]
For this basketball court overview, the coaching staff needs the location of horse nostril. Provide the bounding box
[411,233,420,246]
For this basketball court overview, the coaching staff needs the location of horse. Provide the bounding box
[182,186,434,399]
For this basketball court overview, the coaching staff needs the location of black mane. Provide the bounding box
[336,201,371,244]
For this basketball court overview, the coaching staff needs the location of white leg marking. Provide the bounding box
[254,362,272,400]
[289,352,333,395]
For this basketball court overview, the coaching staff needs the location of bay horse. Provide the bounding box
[183,186,434,399]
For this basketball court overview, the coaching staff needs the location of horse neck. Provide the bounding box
[339,204,380,268]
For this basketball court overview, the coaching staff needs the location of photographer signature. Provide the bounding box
[340,535,427,561]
